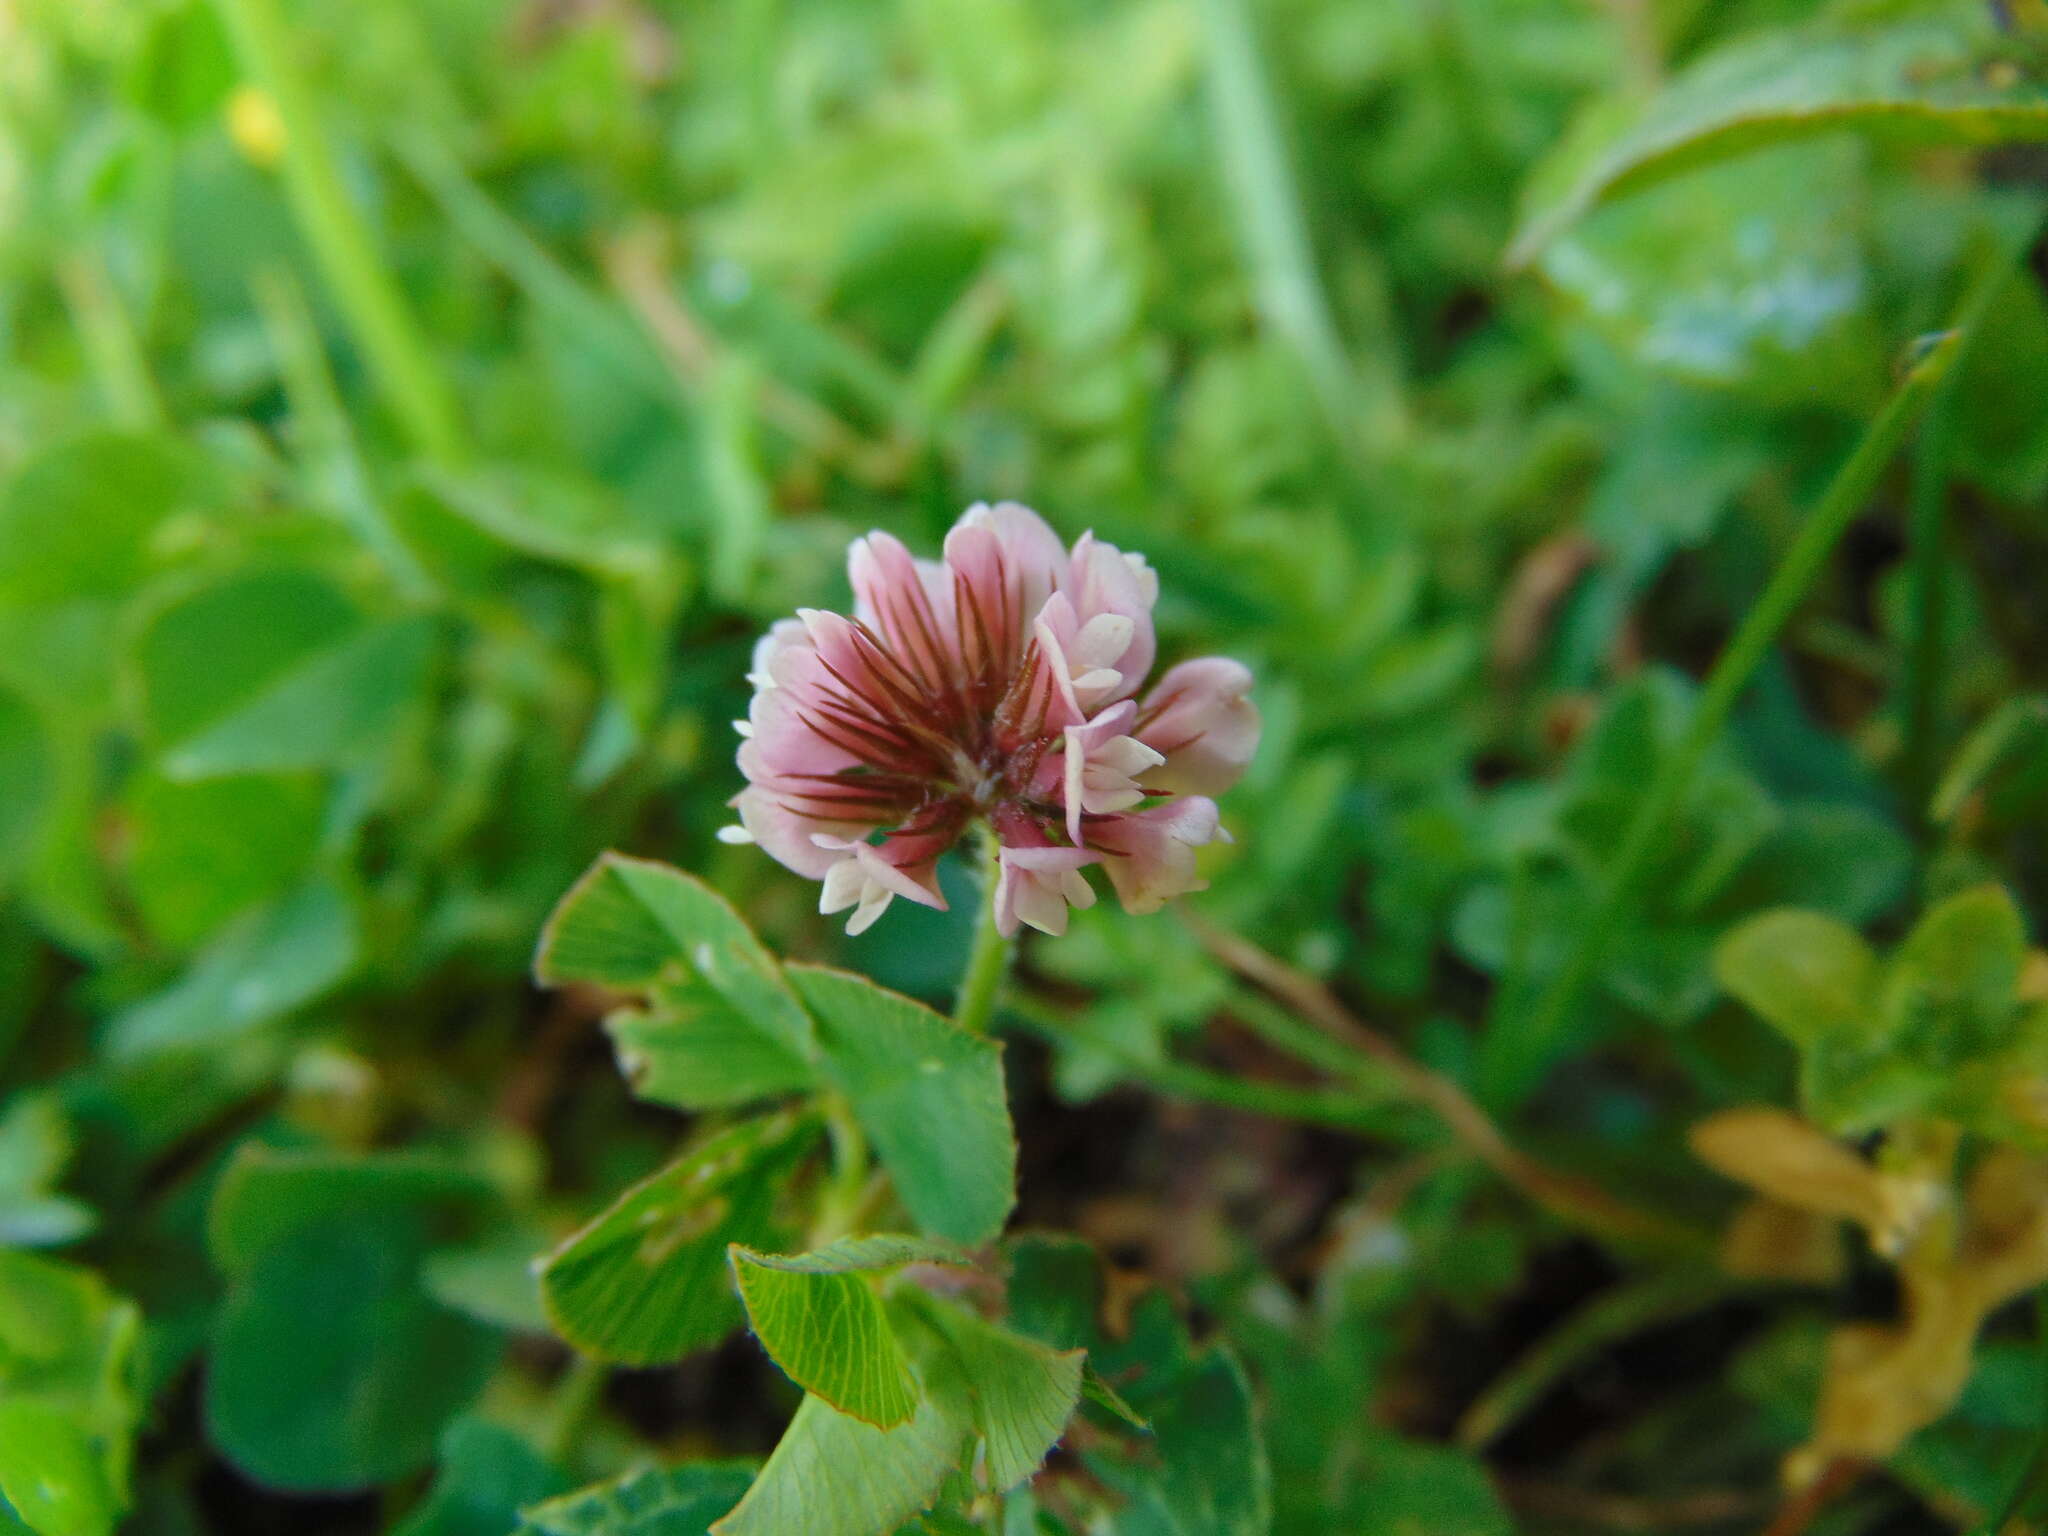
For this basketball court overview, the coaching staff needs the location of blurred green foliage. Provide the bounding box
[1,0,2047,1529]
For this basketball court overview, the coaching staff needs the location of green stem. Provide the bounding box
[736,0,783,175]
[1901,373,1957,829]
[56,251,166,431]
[252,266,433,596]
[1015,979,1711,1256]
[1196,0,1404,463]
[808,1092,872,1246]
[953,834,1011,1035]
[1900,222,2035,828]
[1101,1056,1392,1130]
[903,272,1007,440]
[539,1353,608,1465]
[1226,988,1403,1098]
[1477,326,1964,1110]
[1005,998,1392,1131]
[1455,1269,1745,1449]
[391,131,679,406]
[212,0,468,465]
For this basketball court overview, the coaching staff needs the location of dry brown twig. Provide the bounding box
[1490,532,1600,677]
[1178,906,1711,1256]
[1760,1457,1868,1536]
[1500,1477,1771,1530]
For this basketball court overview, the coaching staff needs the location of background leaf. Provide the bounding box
[102,882,360,1061]
[0,687,54,885]
[1510,15,2048,264]
[390,1418,567,1536]
[0,434,227,606]
[0,1400,120,1536]
[1714,909,1878,1047]
[162,616,437,780]
[0,1250,141,1532]
[202,1151,502,1493]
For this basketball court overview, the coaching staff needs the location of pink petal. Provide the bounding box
[994,844,1099,938]
[1054,701,1146,845]
[1136,658,1260,797]
[867,849,948,912]
[793,610,912,725]
[1002,595,1089,737]
[735,788,869,878]
[849,532,959,696]
[1062,532,1157,704]
[944,502,1067,674]
[747,618,809,690]
[1091,797,1222,915]
[952,502,1067,616]
[740,678,861,780]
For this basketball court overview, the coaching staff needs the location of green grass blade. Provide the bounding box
[1196,0,1404,463]
[391,130,681,409]
[211,0,468,466]
[1477,326,1964,1109]
[55,251,166,433]
[252,266,433,596]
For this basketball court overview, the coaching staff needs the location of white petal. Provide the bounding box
[1123,551,1159,606]
[1013,872,1069,936]
[1063,731,1088,845]
[1082,781,1145,815]
[716,824,754,844]
[845,886,892,935]
[1072,613,1135,669]
[1100,736,1164,775]
[819,859,864,914]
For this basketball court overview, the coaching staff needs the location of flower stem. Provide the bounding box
[808,1092,872,1247]
[1004,995,1392,1131]
[953,834,1012,1035]
[540,1353,608,1466]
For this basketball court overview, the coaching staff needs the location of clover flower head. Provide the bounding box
[728,502,1259,936]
